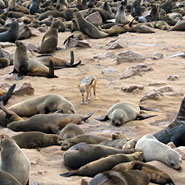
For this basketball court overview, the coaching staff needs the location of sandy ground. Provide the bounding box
[0,29,185,185]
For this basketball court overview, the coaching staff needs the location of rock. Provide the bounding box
[167,75,179,81]
[148,82,166,86]
[168,52,185,58]
[140,90,162,102]
[86,12,103,26]
[65,38,91,49]
[3,73,16,80]
[109,39,126,50]
[152,52,164,60]
[93,51,116,60]
[0,42,15,48]
[117,50,145,64]
[120,68,142,79]
[102,68,118,74]
[0,82,11,88]
[121,84,144,93]
[81,177,92,185]
[156,85,174,93]
[13,82,35,95]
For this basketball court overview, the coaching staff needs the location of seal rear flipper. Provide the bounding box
[37,54,53,57]
[95,115,109,121]
[47,60,58,78]
[139,106,159,112]
[1,84,16,105]
[83,111,95,122]
[60,171,76,177]
[65,60,82,68]
[137,114,157,120]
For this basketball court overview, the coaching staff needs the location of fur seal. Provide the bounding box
[63,142,139,169]
[18,25,32,40]
[0,170,22,185]
[171,21,185,31]
[29,0,40,15]
[88,170,150,185]
[61,134,110,150]
[0,135,30,185]
[60,151,143,177]
[13,41,57,80]
[115,4,127,24]
[8,94,75,116]
[131,0,142,17]
[113,161,175,185]
[35,50,81,68]
[154,97,185,147]
[75,12,108,39]
[7,112,94,134]
[0,20,19,43]
[129,24,155,33]
[38,19,60,53]
[95,101,156,126]
[59,123,84,140]
[135,134,182,170]
[12,131,60,148]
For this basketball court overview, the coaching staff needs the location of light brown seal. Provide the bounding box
[8,94,75,117]
[63,142,140,169]
[60,151,143,177]
[12,131,60,148]
[135,134,182,170]
[0,135,30,185]
[95,101,156,126]
[13,40,57,80]
[59,123,84,140]
[7,112,94,134]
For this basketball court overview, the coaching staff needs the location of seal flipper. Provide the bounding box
[47,60,58,78]
[49,126,60,134]
[9,67,18,74]
[139,106,159,112]
[136,114,157,120]
[1,84,16,105]
[70,50,74,65]
[60,171,77,177]
[95,115,109,121]
[83,111,94,122]
[16,65,28,80]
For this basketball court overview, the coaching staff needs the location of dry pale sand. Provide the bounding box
[0,29,185,185]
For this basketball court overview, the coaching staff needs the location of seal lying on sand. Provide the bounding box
[0,135,30,185]
[135,134,182,170]
[95,101,156,126]
[7,112,94,134]
[8,94,75,116]
[63,142,140,169]
[154,96,185,147]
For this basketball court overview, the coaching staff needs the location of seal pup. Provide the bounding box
[7,112,94,134]
[113,161,175,185]
[135,134,182,170]
[59,123,84,140]
[60,151,143,177]
[0,84,16,106]
[38,19,60,53]
[0,135,30,185]
[88,170,150,185]
[95,101,156,126]
[63,142,139,169]
[115,4,127,24]
[0,20,19,43]
[12,131,60,148]
[154,96,185,146]
[8,94,75,117]
[0,170,22,185]
[75,12,108,39]
[78,75,97,105]
[61,134,110,150]
[13,41,57,80]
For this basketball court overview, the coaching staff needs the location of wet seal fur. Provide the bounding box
[135,134,182,170]
[60,151,143,177]
[154,96,185,147]
[95,101,156,126]
[7,112,94,134]
[59,123,84,140]
[89,170,150,185]
[0,135,30,185]
[8,94,75,117]
[13,41,57,80]
[0,20,19,43]
[63,142,140,169]
[12,131,60,148]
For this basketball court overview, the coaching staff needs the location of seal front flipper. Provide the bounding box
[136,114,157,120]
[139,105,159,112]
[47,60,58,78]
[95,115,109,121]
[1,84,16,105]
[70,50,74,65]
[49,126,60,134]
[83,111,95,122]
[60,171,76,177]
